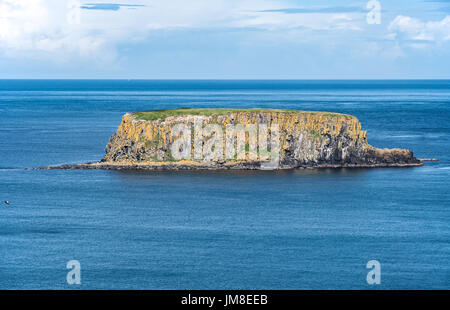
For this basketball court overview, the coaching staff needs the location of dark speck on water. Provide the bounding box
[0,80,449,289]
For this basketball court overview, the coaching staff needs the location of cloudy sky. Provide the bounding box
[0,0,449,78]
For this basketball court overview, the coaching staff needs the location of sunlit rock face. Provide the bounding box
[101,109,421,169]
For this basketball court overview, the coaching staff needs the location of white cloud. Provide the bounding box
[0,0,363,63]
[0,0,111,61]
[231,11,360,31]
[388,15,450,42]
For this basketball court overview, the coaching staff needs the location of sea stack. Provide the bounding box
[101,108,422,169]
[49,108,422,170]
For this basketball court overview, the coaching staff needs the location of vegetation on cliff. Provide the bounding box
[132,108,355,121]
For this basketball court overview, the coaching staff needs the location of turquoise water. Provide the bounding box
[0,80,449,289]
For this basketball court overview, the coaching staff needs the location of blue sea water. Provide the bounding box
[0,80,449,290]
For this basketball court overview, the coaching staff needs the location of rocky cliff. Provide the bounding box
[87,108,421,170]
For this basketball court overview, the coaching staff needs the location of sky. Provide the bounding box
[0,0,449,79]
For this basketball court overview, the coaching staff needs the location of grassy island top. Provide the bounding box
[132,108,354,121]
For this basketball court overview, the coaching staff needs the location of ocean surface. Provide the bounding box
[0,80,449,290]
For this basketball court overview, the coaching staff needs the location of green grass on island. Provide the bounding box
[132,108,355,121]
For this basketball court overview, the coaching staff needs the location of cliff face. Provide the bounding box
[100,109,420,169]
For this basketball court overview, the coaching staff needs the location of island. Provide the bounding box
[46,108,423,170]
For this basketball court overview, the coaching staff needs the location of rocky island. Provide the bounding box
[47,108,423,170]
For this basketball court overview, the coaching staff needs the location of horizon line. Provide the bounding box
[1,78,450,81]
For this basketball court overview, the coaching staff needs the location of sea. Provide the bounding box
[0,80,448,289]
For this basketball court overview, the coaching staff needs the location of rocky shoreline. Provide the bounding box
[42,160,424,171]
